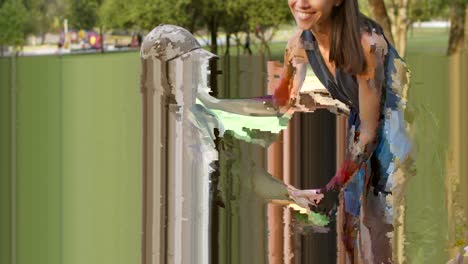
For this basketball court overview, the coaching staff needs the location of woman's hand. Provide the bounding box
[287,184,340,218]
[287,184,324,209]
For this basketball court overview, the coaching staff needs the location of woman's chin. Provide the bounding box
[295,20,316,30]
[297,24,314,30]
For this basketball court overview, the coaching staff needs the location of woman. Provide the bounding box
[275,0,414,262]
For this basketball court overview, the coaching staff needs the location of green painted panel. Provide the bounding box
[61,52,141,264]
[15,56,62,264]
[0,57,12,264]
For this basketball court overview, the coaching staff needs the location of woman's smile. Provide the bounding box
[296,10,317,21]
[288,0,332,30]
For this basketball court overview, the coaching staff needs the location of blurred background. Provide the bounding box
[0,0,467,263]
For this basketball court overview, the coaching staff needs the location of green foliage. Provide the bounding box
[98,0,292,56]
[244,0,292,57]
[361,0,450,23]
[1,0,456,49]
[134,0,193,30]
[100,0,292,34]
[22,0,63,36]
[245,0,291,31]
[0,0,28,46]
[358,0,372,17]
[223,0,250,34]
[99,0,134,29]
[68,0,102,30]
[409,0,450,21]
[100,0,193,31]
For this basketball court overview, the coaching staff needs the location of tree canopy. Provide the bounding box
[0,0,28,46]
[0,0,464,56]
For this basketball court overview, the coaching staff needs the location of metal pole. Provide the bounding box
[10,51,17,264]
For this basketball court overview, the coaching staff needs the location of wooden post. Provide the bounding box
[140,57,167,264]
[336,115,348,264]
[140,25,218,264]
[267,61,285,264]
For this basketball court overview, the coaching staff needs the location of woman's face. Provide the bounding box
[288,0,340,30]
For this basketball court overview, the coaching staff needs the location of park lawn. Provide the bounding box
[215,27,450,62]
[407,27,450,55]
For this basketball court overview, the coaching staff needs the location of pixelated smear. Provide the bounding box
[202,105,289,147]
[140,25,309,264]
[140,24,468,264]
[141,24,201,61]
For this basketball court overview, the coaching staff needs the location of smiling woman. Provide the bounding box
[288,0,385,75]
[279,0,415,263]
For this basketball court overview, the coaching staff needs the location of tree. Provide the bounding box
[100,0,224,54]
[222,0,251,55]
[99,0,136,29]
[135,0,193,30]
[68,0,102,30]
[246,0,291,58]
[22,0,66,44]
[100,0,194,34]
[0,0,28,49]
[190,0,225,54]
[447,0,466,55]
[409,0,449,22]
[367,0,454,57]
[387,0,412,57]
[100,0,291,57]
[367,0,395,44]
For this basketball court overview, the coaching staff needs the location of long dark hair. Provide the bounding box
[329,0,383,75]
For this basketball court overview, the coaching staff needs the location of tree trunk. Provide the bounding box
[262,39,271,59]
[209,16,218,54]
[368,0,395,45]
[188,7,197,33]
[41,32,46,45]
[447,0,466,56]
[386,0,411,57]
[243,31,252,55]
[254,27,276,59]
[225,33,230,56]
[464,5,468,51]
[233,33,241,56]
[100,26,104,54]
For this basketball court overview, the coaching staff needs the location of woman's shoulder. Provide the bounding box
[355,31,389,79]
[286,29,303,49]
[360,31,389,58]
[285,29,308,64]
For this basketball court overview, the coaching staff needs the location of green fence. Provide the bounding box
[1,48,466,264]
[0,52,142,264]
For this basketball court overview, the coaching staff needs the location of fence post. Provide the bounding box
[140,25,219,264]
[10,53,17,264]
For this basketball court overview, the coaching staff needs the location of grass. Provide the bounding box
[208,26,450,62]
[406,27,450,55]
[19,25,449,59]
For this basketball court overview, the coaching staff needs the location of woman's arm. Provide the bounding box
[272,32,298,107]
[322,32,388,192]
[273,31,329,113]
[197,33,299,116]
